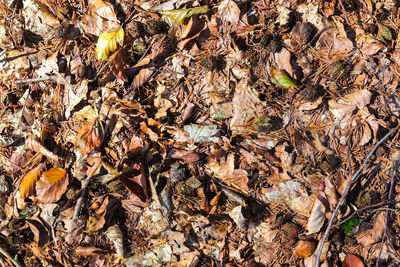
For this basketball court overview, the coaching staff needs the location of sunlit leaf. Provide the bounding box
[96,27,124,59]
[293,240,315,258]
[161,6,208,24]
[19,163,45,198]
[305,196,326,235]
[77,119,104,155]
[35,168,69,204]
[109,48,127,82]
[270,67,297,88]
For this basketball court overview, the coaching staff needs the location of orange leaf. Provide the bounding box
[293,240,315,258]
[343,254,365,267]
[77,119,104,154]
[19,163,45,198]
[36,168,69,203]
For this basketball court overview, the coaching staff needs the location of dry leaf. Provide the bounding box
[343,254,365,267]
[293,240,315,258]
[131,68,154,89]
[36,168,69,204]
[77,119,104,155]
[218,0,240,26]
[96,27,124,59]
[26,217,51,247]
[25,136,58,161]
[19,163,45,198]
[356,211,386,247]
[76,246,107,256]
[110,48,127,82]
[305,196,326,235]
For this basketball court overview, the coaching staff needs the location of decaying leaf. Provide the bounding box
[35,168,69,204]
[26,217,51,247]
[305,196,326,235]
[161,6,208,24]
[75,246,107,256]
[106,225,124,258]
[217,0,240,26]
[19,163,45,198]
[96,27,124,59]
[131,68,154,89]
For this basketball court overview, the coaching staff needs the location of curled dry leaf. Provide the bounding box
[77,119,104,155]
[343,254,365,267]
[19,163,45,198]
[26,217,51,247]
[305,195,326,235]
[36,168,69,204]
[106,225,124,258]
[96,27,124,59]
[25,136,58,161]
[75,246,107,256]
[217,0,240,26]
[293,240,315,258]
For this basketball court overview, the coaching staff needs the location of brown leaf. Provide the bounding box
[36,168,69,204]
[207,154,249,193]
[19,163,45,198]
[119,163,149,202]
[77,119,104,155]
[109,48,127,82]
[293,240,315,258]
[76,246,107,256]
[356,211,386,247]
[218,0,240,26]
[25,136,58,161]
[26,217,51,247]
[131,68,154,90]
[343,254,365,267]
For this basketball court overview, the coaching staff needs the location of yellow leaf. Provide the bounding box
[95,28,124,59]
[36,168,69,204]
[161,6,208,24]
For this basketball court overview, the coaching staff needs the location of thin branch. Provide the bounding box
[12,75,56,84]
[0,246,23,267]
[376,160,400,266]
[315,127,399,267]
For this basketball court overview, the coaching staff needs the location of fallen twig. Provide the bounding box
[0,246,23,267]
[315,126,399,267]
[12,75,56,84]
[376,160,400,266]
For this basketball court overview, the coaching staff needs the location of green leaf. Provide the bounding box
[161,6,208,24]
[270,67,297,88]
[96,28,124,59]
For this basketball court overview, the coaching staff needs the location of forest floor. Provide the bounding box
[1,0,400,266]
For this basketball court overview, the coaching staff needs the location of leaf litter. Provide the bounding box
[1,0,400,266]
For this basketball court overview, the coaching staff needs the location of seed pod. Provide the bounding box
[106,225,124,258]
[377,23,392,43]
[326,60,352,80]
[292,22,315,46]
[77,64,88,79]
